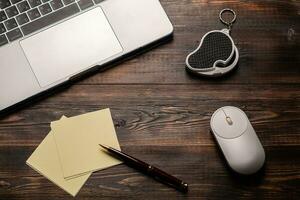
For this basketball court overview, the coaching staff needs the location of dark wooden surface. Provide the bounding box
[0,0,299,199]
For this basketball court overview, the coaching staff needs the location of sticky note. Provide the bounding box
[26,122,91,196]
[51,108,122,179]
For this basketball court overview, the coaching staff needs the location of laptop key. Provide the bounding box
[27,8,41,20]
[4,18,18,30]
[0,34,8,46]
[16,13,29,25]
[6,27,23,41]
[21,3,80,36]
[63,0,74,5]
[93,0,103,4]
[28,0,42,8]
[77,0,94,10]
[5,6,19,18]
[50,0,63,10]
[0,0,11,9]
[0,23,6,34]
[10,0,22,4]
[39,3,52,15]
[17,1,30,13]
[0,11,7,22]
[42,0,50,3]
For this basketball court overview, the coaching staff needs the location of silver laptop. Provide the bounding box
[0,0,173,113]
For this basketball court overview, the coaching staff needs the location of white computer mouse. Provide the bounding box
[210,106,265,175]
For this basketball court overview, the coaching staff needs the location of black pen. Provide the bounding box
[99,144,188,193]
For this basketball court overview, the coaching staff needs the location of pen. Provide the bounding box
[99,144,188,193]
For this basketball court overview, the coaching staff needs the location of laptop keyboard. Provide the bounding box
[0,0,104,47]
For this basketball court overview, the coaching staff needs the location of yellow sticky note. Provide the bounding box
[26,129,91,197]
[51,108,122,179]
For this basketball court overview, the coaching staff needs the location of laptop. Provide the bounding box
[0,0,173,113]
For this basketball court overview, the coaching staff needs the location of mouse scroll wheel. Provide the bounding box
[226,117,233,125]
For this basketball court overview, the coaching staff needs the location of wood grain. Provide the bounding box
[0,0,299,199]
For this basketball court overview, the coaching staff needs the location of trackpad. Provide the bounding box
[20,7,123,88]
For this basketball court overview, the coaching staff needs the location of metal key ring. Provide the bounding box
[219,8,236,27]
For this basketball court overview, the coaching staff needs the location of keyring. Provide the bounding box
[185,9,239,77]
[219,8,236,29]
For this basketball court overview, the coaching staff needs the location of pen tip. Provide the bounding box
[99,144,110,149]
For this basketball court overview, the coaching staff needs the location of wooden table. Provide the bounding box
[0,1,299,199]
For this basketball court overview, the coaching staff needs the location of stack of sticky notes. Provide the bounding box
[26,108,122,196]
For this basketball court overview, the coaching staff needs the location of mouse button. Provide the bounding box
[211,107,248,139]
[223,106,248,133]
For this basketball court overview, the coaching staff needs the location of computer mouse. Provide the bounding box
[210,106,265,175]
